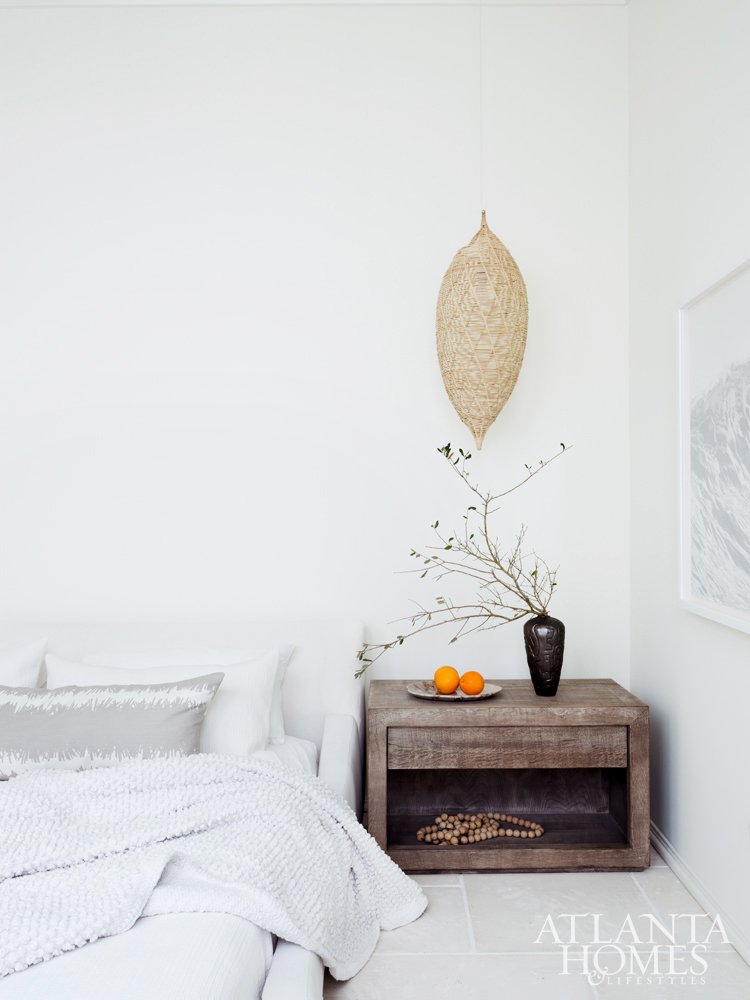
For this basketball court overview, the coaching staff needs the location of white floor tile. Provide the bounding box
[411,873,461,886]
[374,886,470,955]
[650,846,668,868]
[591,949,750,998]
[324,853,749,999]
[464,871,651,953]
[632,868,734,952]
[325,953,596,999]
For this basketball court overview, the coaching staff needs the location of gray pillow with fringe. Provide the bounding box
[0,673,223,779]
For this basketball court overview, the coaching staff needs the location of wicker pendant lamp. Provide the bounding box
[436,211,528,450]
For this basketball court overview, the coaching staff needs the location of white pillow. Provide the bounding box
[81,645,294,745]
[45,651,278,758]
[0,639,46,688]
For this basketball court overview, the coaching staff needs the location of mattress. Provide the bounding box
[0,912,272,1000]
[0,740,317,1000]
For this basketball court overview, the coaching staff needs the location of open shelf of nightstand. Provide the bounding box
[388,812,628,849]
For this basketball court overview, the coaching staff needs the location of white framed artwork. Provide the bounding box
[679,259,750,633]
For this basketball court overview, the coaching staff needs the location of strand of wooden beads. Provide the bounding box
[416,812,545,845]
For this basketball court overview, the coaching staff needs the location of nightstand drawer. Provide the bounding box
[387,725,628,769]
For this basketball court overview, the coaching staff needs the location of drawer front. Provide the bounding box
[387,726,628,769]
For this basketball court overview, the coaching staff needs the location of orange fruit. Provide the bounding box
[434,665,460,694]
[459,671,485,696]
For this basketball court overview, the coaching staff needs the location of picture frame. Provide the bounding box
[678,258,750,634]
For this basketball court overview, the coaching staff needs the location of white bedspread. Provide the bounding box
[0,755,425,982]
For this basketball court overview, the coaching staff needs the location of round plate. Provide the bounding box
[406,680,502,701]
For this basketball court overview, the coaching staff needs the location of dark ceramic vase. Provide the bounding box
[523,615,565,697]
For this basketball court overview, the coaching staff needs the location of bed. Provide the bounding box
[0,620,367,1000]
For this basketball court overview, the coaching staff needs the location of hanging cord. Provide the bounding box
[478,4,485,217]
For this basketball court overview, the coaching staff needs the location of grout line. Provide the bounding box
[413,881,463,888]
[629,869,658,911]
[0,3,633,8]
[369,947,738,957]
[372,949,568,957]
[458,874,477,954]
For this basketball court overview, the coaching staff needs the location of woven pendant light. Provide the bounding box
[436,212,528,450]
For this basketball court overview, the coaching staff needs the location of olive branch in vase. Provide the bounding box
[354,442,569,678]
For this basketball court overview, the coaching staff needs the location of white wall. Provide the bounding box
[629,0,750,958]
[5,0,748,960]
[0,5,628,685]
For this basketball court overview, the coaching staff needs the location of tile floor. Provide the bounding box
[325,849,750,999]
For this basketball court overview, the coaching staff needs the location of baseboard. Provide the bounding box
[651,822,750,967]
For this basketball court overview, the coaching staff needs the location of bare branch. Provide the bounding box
[355,441,569,676]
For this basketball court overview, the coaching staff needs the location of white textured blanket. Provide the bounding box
[0,755,426,981]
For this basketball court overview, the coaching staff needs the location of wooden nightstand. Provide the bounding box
[367,679,649,873]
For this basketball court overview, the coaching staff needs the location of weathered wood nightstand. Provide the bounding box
[367,679,649,873]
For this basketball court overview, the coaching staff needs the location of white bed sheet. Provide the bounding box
[0,912,272,1000]
[260,735,319,775]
